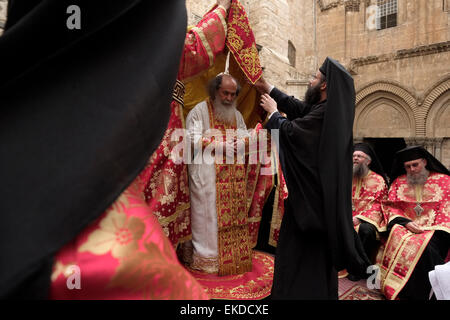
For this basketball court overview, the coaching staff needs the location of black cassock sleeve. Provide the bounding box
[270,87,311,120]
[387,217,412,233]
[265,105,325,233]
[265,107,324,153]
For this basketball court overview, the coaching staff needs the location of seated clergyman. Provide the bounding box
[351,143,389,276]
[380,146,450,300]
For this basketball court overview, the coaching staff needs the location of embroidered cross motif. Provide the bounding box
[414,203,424,217]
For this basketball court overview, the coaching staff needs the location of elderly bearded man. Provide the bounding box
[381,146,450,300]
[350,143,389,280]
[184,73,252,276]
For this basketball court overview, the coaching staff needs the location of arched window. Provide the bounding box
[288,41,296,67]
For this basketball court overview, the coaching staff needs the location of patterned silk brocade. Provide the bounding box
[179,7,227,82]
[140,98,192,247]
[50,6,230,299]
[207,100,252,276]
[382,173,450,232]
[50,182,209,300]
[380,173,449,300]
[50,1,284,299]
[140,7,229,249]
[226,1,262,84]
[188,251,274,300]
[380,225,434,300]
[352,170,388,232]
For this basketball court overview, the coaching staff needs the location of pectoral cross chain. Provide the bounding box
[414,203,424,217]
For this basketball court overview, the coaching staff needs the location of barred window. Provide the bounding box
[377,0,397,30]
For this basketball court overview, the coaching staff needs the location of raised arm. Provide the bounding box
[254,76,310,120]
[270,87,311,120]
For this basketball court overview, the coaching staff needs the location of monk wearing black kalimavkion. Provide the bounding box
[256,57,370,299]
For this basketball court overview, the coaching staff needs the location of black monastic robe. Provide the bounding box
[266,88,336,299]
[265,58,370,300]
[0,0,186,298]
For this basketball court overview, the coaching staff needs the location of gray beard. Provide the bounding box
[407,169,429,186]
[353,162,369,179]
[213,100,237,126]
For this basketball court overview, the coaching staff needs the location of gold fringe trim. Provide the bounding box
[191,253,219,274]
[218,225,252,276]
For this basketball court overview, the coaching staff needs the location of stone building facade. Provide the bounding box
[0,0,7,36]
[1,1,449,170]
[187,0,450,172]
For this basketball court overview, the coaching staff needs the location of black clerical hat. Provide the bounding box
[390,145,449,181]
[319,60,327,78]
[354,143,389,184]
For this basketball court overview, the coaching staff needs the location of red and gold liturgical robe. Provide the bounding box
[380,172,450,300]
[352,170,388,232]
[208,100,251,276]
[139,6,229,247]
[50,5,229,300]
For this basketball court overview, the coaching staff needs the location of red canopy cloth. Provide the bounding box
[149,0,285,250]
[225,0,263,84]
[186,251,274,300]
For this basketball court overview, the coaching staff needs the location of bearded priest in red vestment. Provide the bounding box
[380,146,450,300]
[140,0,284,253]
[50,0,284,300]
[351,143,389,267]
[49,0,233,300]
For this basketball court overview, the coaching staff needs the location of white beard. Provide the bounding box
[213,100,237,126]
[407,168,429,186]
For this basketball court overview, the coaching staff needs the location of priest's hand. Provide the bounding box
[405,222,423,234]
[217,0,232,10]
[227,139,238,155]
[254,76,272,95]
[260,94,278,114]
[353,217,360,226]
[215,140,237,156]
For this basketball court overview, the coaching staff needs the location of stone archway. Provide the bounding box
[354,82,417,138]
[424,77,450,137]
[354,82,418,177]
[423,77,450,168]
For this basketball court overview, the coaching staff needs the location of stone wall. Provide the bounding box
[337,0,450,168]
[1,1,448,167]
[185,0,314,97]
[186,0,449,168]
[0,0,7,36]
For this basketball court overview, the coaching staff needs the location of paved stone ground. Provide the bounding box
[339,277,385,300]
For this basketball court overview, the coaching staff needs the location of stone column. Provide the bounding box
[249,0,291,90]
[431,138,444,162]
